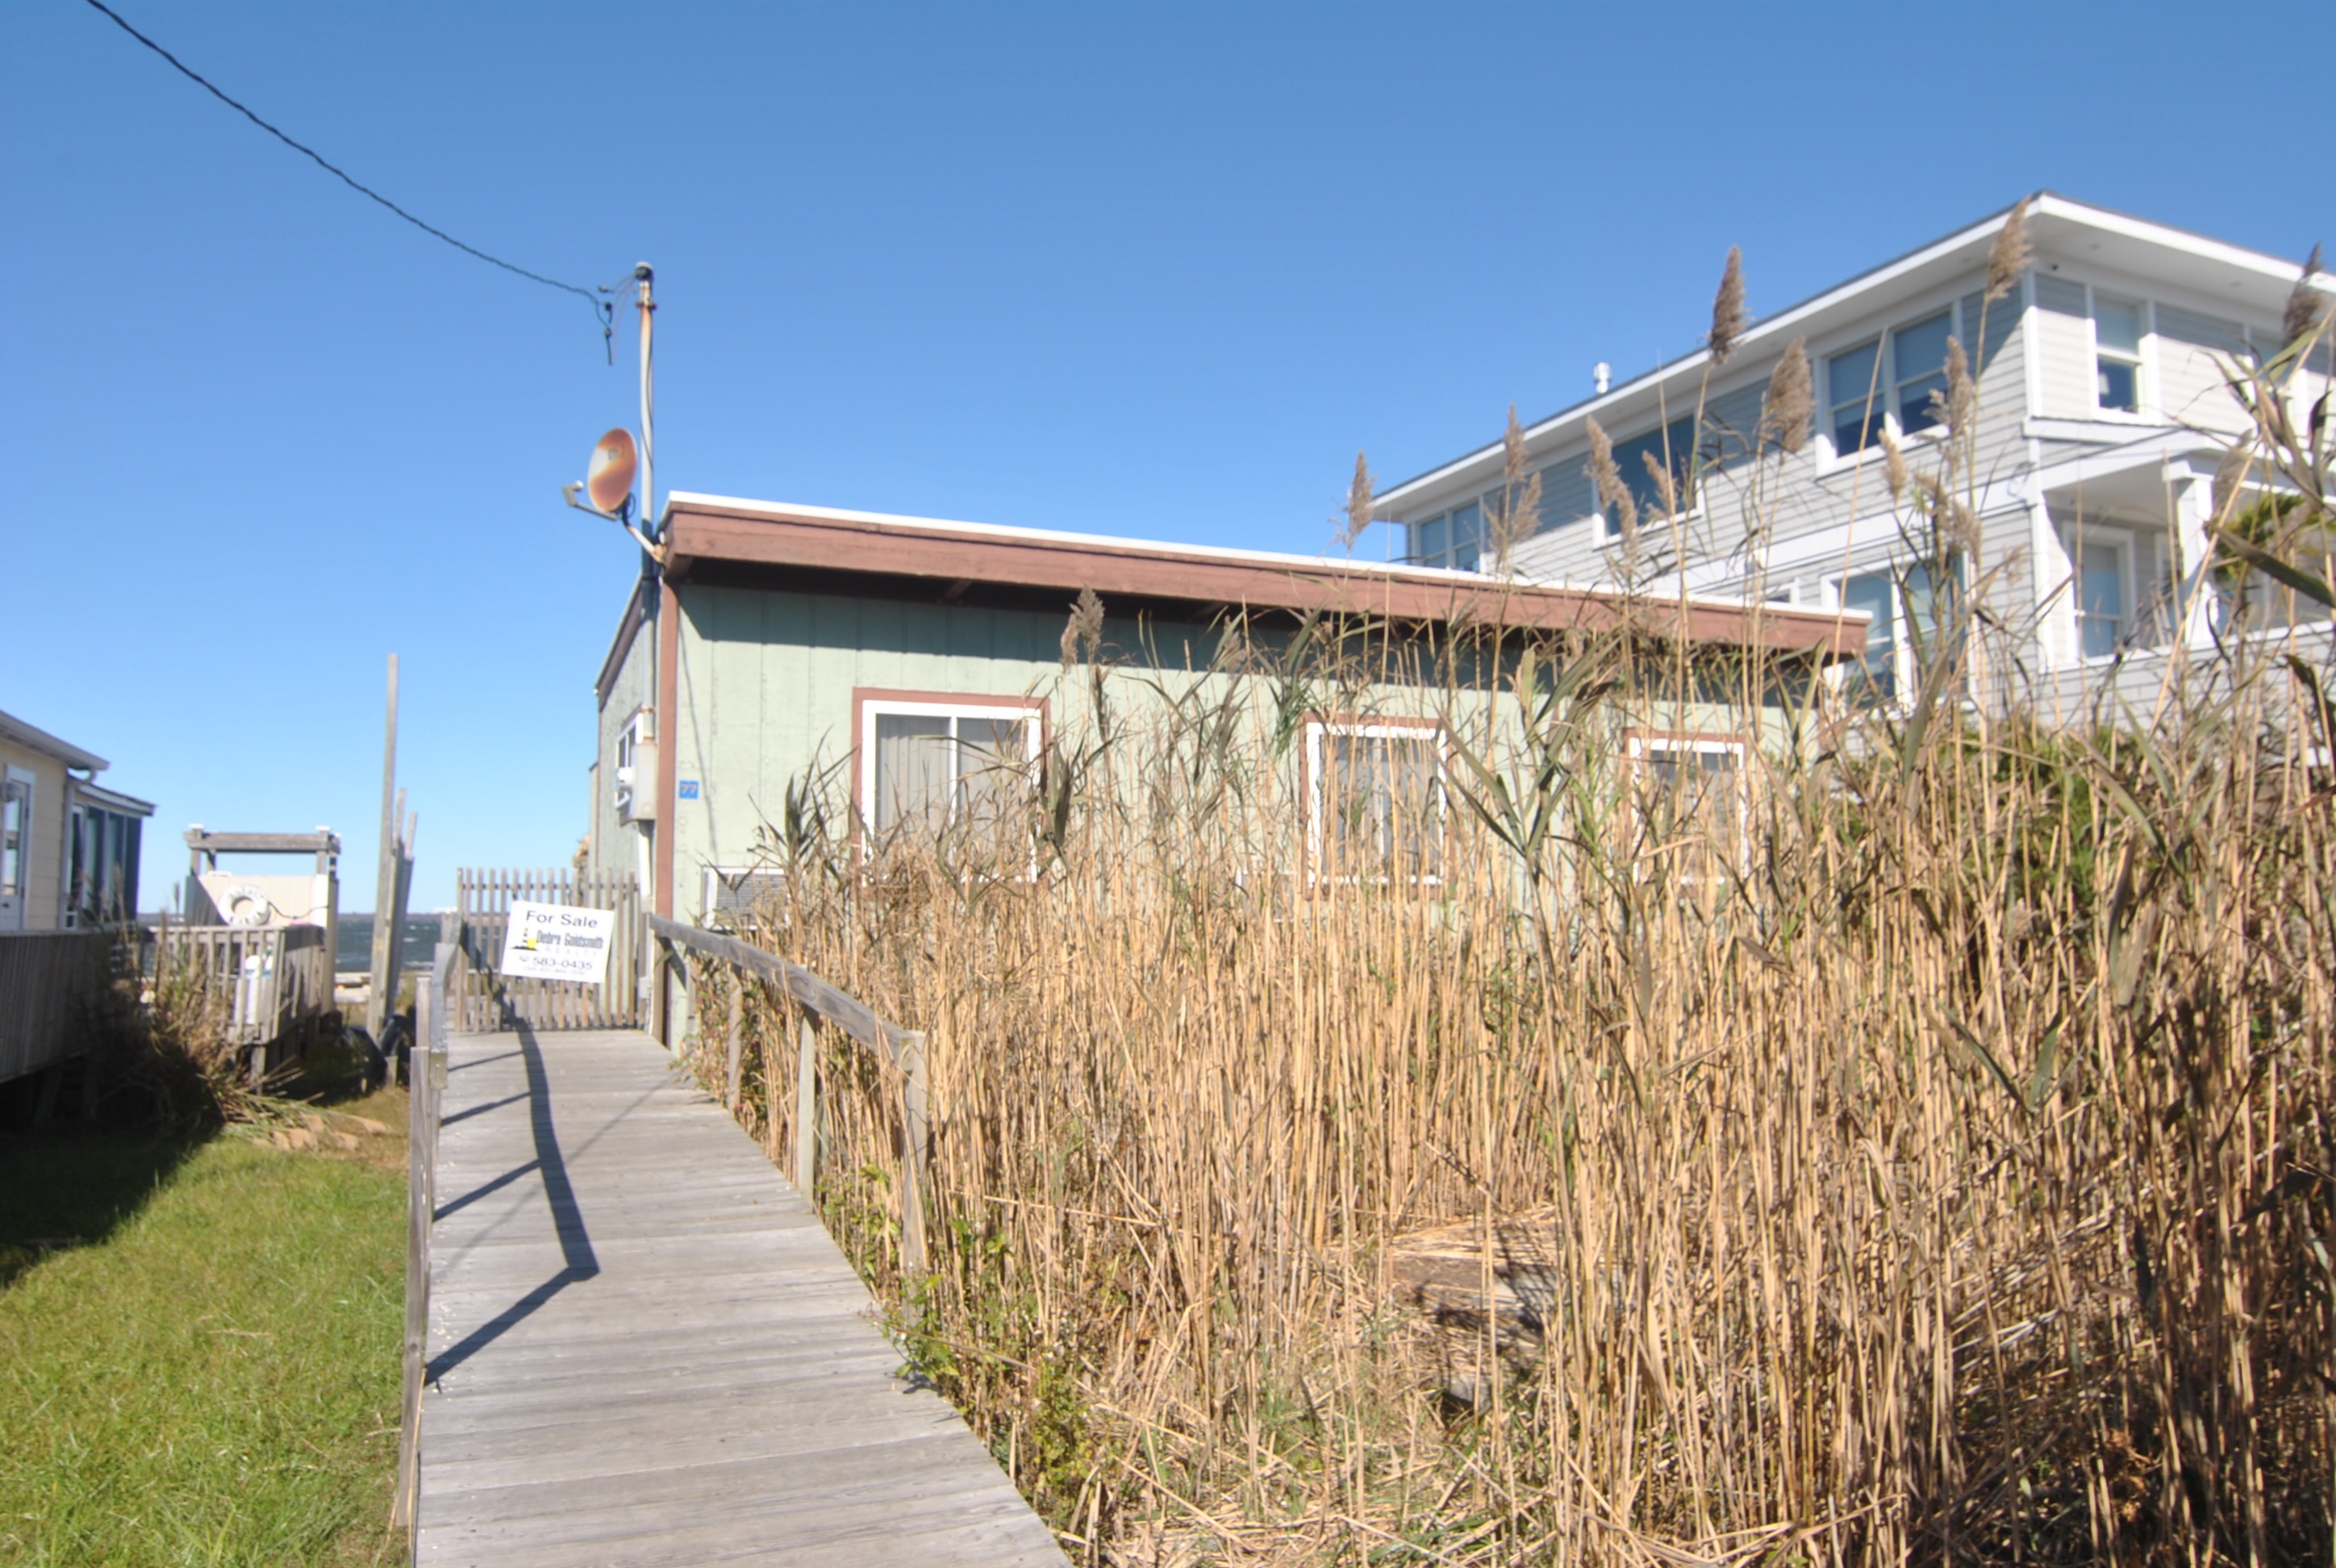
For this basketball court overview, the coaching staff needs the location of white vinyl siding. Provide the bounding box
[2154,303,2253,433]
[2032,275,2096,419]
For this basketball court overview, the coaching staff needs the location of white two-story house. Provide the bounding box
[1377,194,2333,717]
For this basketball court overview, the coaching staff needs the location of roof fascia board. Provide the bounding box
[594,575,653,710]
[0,709,108,772]
[74,780,155,816]
[660,496,1867,658]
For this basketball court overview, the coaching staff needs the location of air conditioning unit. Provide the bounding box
[615,741,658,824]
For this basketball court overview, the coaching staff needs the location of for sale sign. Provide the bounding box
[499,901,617,985]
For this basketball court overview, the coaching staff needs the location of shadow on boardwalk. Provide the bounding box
[418,1026,1063,1566]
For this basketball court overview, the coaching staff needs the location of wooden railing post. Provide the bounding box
[394,970,433,1532]
[394,941,455,1543]
[794,1017,818,1195]
[898,1032,928,1277]
[723,974,744,1113]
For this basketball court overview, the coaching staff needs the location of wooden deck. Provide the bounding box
[418,1026,1065,1566]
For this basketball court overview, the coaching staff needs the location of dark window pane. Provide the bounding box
[1419,514,1447,565]
[1829,342,1881,452]
[2097,358,2138,411]
[1893,312,1952,380]
[1833,407,1883,454]
[1898,372,1947,434]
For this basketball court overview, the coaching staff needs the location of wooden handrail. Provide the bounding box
[643,911,928,1274]
[394,932,463,1543]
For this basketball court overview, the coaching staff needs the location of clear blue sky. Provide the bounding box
[2,0,2319,913]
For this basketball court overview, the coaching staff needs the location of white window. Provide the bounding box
[702,865,785,925]
[2071,535,2128,658]
[857,694,1043,838]
[1625,732,1750,876]
[1603,416,1698,539]
[1835,564,1944,703]
[1412,501,1483,571]
[2060,523,2177,660]
[1826,307,1958,457]
[613,708,656,823]
[1304,718,1445,885]
[2093,295,2145,414]
[0,771,31,930]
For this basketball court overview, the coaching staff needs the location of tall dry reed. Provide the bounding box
[676,276,2334,1567]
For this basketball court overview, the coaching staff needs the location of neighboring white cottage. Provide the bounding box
[0,708,152,932]
[1377,194,2334,715]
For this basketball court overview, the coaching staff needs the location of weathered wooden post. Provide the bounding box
[393,966,433,1531]
[898,1031,928,1276]
[723,974,744,1113]
[367,656,399,1041]
[794,1016,818,1195]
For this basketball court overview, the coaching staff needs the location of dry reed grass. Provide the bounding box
[674,275,2334,1567]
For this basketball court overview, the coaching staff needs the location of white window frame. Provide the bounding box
[701,865,786,926]
[1624,731,1751,878]
[1303,716,1449,888]
[2086,289,2154,419]
[855,694,1045,840]
[1,768,35,932]
[1820,298,1972,468]
[2059,519,2179,662]
[1826,565,1943,704]
[1600,414,1700,541]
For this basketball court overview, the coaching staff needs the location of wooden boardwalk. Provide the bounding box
[418,1026,1065,1566]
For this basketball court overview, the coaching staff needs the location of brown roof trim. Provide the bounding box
[660,495,1865,660]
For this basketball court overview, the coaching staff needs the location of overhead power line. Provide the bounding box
[79,0,615,340]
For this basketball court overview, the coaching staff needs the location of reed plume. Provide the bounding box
[1986,195,2032,302]
[1758,337,1812,455]
[1708,245,1746,363]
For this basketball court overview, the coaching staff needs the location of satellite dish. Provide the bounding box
[586,428,638,516]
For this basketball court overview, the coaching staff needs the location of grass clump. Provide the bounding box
[0,1061,408,1565]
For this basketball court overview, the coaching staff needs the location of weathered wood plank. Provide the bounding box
[417,1027,1062,1566]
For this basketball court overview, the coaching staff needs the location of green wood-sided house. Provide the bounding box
[586,495,1861,928]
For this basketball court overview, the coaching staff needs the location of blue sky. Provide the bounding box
[2,0,2319,912]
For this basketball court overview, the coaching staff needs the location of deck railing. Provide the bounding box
[153,922,333,1051]
[393,934,461,1537]
[645,911,930,1274]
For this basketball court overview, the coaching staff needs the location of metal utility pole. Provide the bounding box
[367,653,399,1039]
[635,262,655,538]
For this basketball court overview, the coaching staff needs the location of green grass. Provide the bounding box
[0,1118,407,1566]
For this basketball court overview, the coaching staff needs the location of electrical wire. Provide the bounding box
[79,0,615,348]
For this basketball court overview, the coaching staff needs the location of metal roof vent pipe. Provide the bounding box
[1593,361,1612,395]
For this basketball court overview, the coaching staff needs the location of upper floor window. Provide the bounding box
[857,694,1043,838]
[1603,415,1696,538]
[1829,341,1883,454]
[1892,311,1954,436]
[1828,309,1958,456]
[1412,500,1483,571]
[2094,296,2144,413]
